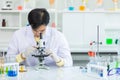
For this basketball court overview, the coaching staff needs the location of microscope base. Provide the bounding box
[34,64,49,70]
[38,65,49,70]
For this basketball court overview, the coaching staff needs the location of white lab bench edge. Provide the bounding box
[17,66,106,80]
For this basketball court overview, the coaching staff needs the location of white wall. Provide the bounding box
[0,0,120,50]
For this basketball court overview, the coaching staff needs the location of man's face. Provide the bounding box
[33,25,46,37]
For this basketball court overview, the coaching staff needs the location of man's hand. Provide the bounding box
[45,49,64,67]
[22,46,37,58]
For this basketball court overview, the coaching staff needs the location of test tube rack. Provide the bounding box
[0,62,19,80]
[87,63,108,79]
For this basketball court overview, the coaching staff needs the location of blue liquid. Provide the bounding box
[8,70,17,77]
[68,6,74,11]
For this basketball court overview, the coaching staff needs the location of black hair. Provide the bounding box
[28,8,50,30]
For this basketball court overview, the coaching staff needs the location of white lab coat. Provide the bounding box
[7,26,73,67]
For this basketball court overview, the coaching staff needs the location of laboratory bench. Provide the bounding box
[71,52,117,61]
[71,52,117,66]
[0,51,117,66]
[1,66,107,80]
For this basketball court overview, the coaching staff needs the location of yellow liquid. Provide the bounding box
[97,0,103,4]
[79,5,86,11]
[112,0,118,3]
[49,0,55,6]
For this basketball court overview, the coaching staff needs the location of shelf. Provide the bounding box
[0,27,21,30]
[63,9,120,13]
[0,9,63,13]
[2,9,117,14]
[105,28,120,32]
[70,45,118,52]
[46,9,63,13]
[0,10,21,13]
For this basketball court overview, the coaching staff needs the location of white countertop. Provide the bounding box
[17,66,106,80]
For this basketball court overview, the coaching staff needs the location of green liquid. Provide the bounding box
[115,61,119,68]
[0,68,1,74]
[6,66,8,74]
[106,38,113,45]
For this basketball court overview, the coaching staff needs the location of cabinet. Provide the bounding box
[0,10,22,30]
[0,0,60,30]
[63,11,120,52]
[0,0,63,49]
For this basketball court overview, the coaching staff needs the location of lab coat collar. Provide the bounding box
[26,25,51,38]
[26,26,34,38]
[25,26,36,46]
[44,26,51,37]
[25,25,54,49]
[26,25,51,44]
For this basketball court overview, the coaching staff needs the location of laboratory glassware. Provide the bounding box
[96,0,103,9]
[107,68,120,80]
[79,0,88,11]
[49,0,55,8]
[112,0,119,10]
[66,0,74,11]
[88,41,96,64]
[2,19,6,27]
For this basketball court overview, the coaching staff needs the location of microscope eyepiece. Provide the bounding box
[40,33,42,39]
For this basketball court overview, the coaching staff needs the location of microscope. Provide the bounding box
[2,0,13,10]
[32,33,49,69]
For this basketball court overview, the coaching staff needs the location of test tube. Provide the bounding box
[0,57,5,79]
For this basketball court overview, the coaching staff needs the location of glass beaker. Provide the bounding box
[23,0,35,10]
[107,68,120,80]
[6,55,16,63]
[79,0,89,11]
[0,57,4,64]
[49,0,55,8]
[88,51,96,64]
[67,0,74,11]
[112,0,118,10]
[79,5,86,11]
[17,5,23,10]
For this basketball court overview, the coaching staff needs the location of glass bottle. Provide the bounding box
[49,0,55,8]
[96,0,103,10]
[67,0,74,11]
[2,19,6,27]
[112,0,118,10]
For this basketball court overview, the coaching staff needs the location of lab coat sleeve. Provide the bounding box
[7,32,19,55]
[7,32,26,63]
[57,34,73,67]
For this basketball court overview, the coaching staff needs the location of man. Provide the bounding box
[7,8,73,67]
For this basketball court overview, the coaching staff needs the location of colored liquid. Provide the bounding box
[17,5,23,10]
[6,67,8,74]
[49,0,55,6]
[112,0,118,3]
[115,61,119,68]
[8,70,17,77]
[88,51,95,57]
[0,67,4,74]
[51,22,56,28]
[115,39,118,44]
[79,5,86,11]
[68,6,74,11]
[106,38,113,45]
[97,0,103,4]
